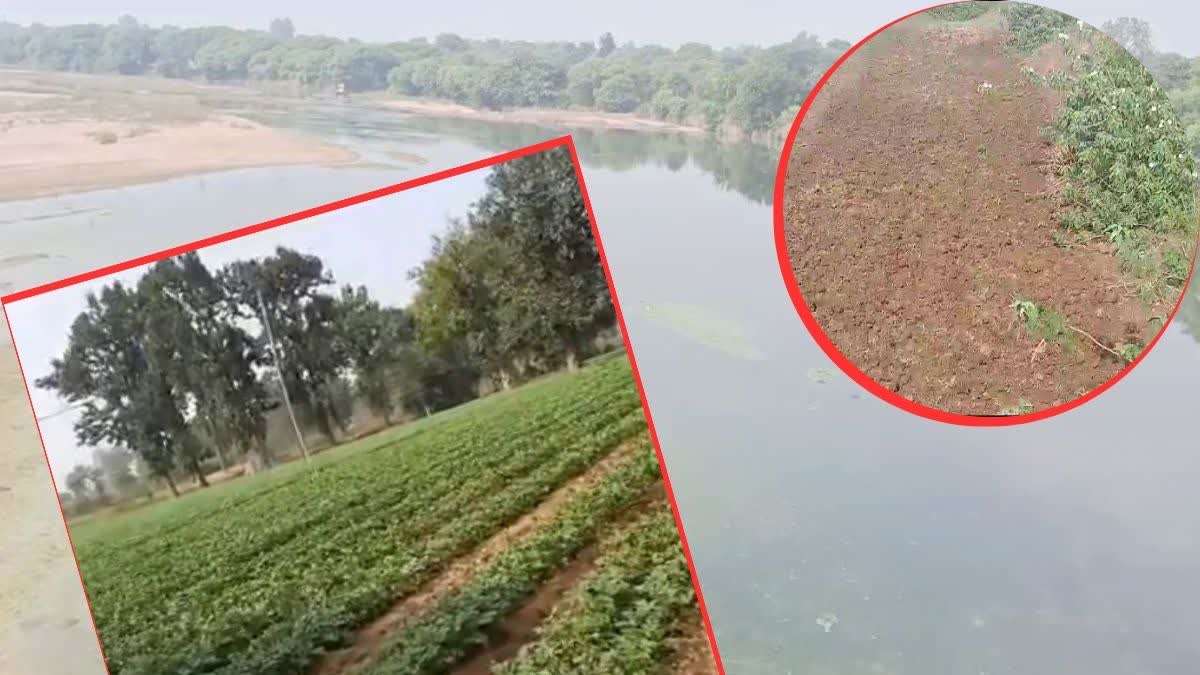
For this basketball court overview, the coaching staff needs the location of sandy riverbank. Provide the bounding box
[0,112,359,203]
[0,329,106,674]
[374,97,705,135]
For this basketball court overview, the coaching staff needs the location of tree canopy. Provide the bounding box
[37,148,614,502]
[0,17,845,135]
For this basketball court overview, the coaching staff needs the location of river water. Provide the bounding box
[1,103,1198,675]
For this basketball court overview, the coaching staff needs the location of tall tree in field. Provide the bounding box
[37,283,187,497]
[221,248,352,441]
[336,286,415,424]
[469,146,614,371]
[139,253,273,469]
[409,222,531,390]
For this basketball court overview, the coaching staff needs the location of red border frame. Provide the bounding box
[772,1,1200,427]
[2,135,728,675]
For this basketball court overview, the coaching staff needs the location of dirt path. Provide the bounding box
[781,20,1155,414]
[308,440,647,675]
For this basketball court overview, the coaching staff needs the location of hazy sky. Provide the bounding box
[5,168,488,484]
[2,1,1198,56]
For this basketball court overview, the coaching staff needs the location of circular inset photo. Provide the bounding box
[775,1,1199,424]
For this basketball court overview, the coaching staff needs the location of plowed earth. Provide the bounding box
[781,21,1158,415]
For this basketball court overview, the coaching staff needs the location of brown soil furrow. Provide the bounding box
[307,438,646,675]
[782,20,1154,414]
[661,612,721,675]
[452,484,669,675]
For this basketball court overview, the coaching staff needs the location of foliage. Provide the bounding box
[0,18,844,133]
[1010,297,1073,350]
[1050,39,1197,256]
[1004,2,1073,53]
[335,285,415,423]
[220,248,353,441]
[495,506,695,675]
[411,147,612,389]
[360,434,663,675]
[927,2,990,23]
[74,358,647,675]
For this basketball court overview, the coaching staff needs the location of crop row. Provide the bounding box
[497,504,698,675]
[359,437,665,675]
[79,357,645,675]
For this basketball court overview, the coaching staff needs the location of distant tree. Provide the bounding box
[193,29,278,80]
[1103,17,1154,61]
[269,17,295,41]
[594,69,643,112]
[98,14,151,74]
[434,33,469,52]
[597,32,616,58]
[1146,51,1194,90]
[64,465,93,503]
[93,447,140,497]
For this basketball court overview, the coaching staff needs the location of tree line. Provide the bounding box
[0,15,846,136]
[42,147,614,507]
[1099,18,1200,159]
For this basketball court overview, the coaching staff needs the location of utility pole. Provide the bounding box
[256,287,311,467]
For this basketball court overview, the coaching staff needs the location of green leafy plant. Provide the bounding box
[1051,42,1197,246]
[1117,342,1144,363]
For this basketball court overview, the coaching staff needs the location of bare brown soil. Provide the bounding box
[781,22,1159,415]
[308,440,645,675]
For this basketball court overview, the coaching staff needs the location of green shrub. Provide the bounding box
[1005,2,1073,53]
[1052,42,1197,246]
[927,2,989,23]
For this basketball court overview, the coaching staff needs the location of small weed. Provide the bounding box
[1000,400,1035,416]
[1117,342,1143,363]
[1010,296,1075,351]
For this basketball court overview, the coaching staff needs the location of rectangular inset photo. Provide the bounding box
[2,138,723,675]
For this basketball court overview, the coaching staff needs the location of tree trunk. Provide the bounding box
[189,457,210,488]
[163,473,180,498]
[203,416,227,471]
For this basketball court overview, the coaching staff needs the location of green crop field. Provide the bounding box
[70,357,707,675]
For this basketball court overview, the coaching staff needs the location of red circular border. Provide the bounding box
[771,1,1200,427]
